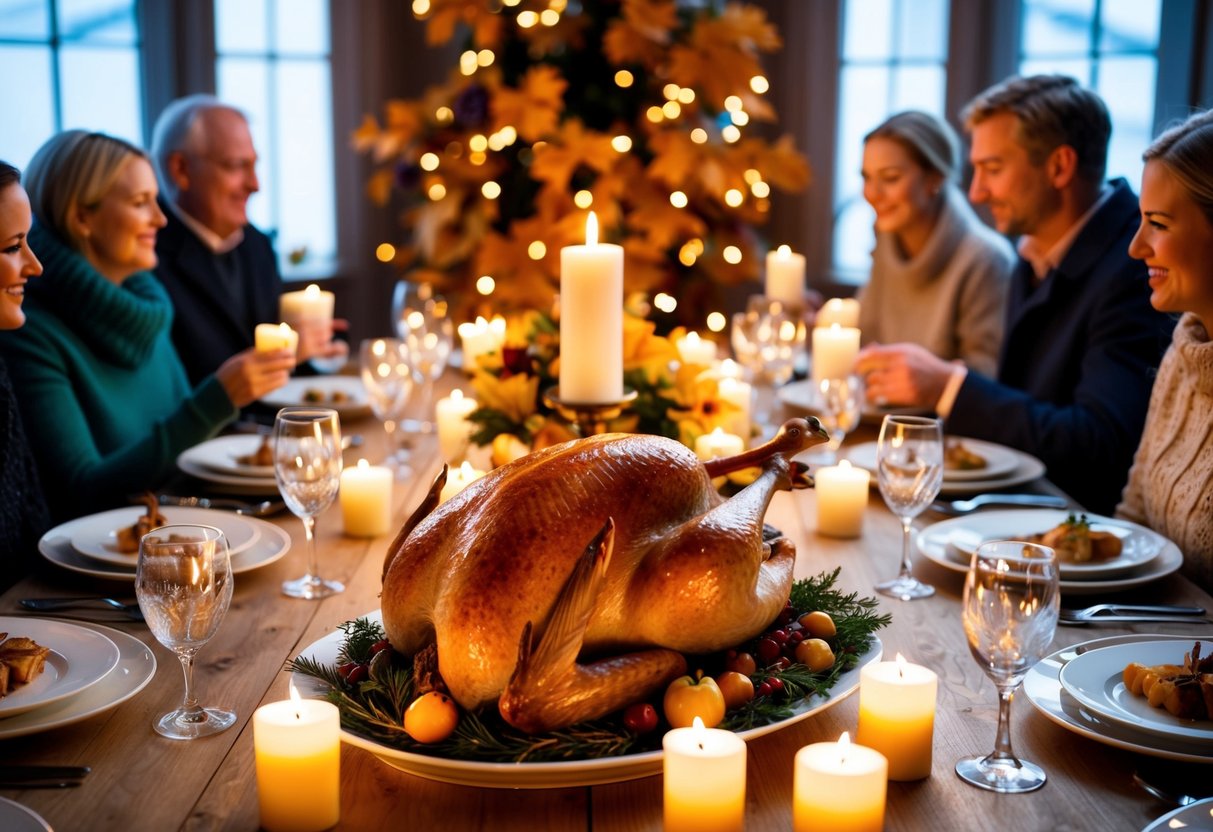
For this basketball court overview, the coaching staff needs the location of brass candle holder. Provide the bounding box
[542,387,638,437]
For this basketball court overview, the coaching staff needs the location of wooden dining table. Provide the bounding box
[2,399,1210,832]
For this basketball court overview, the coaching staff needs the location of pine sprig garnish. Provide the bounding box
[337,618,386,665]
[790,567,892,660]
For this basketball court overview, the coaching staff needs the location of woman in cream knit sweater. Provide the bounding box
[1117,110,1213,591]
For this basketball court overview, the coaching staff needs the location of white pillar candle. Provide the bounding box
[440,460,485,503]
[254,322,299,355]
[279,283,335,328]
[716,376,752,441]
[663,717,747,832]
[856,654,938,781]
[339,459,393,537]
[676,331,718,366]
[435,389,478,462]
[765,244,806,306]
[457,315,507,370]
[816,297,860,329]
[254,692,340,832]
[793,733,887,832]
[811,323,861,382]
[814,460,870,538]
[559,211,623,403]
[695,427,745,461]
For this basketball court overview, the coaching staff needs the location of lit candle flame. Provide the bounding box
[896,653,907,678]
[837,730,851,765]
[692,715,706,751]
[776,244,791,259]
[289,683,303,719]
[586,211,599,246]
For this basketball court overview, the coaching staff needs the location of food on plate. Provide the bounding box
[1023,513,1122,563]
[380,418,829,733]
[944,439,988,470]
[114,492,168,554]
[1123,642,1213,720]
[0,633,51,696]
[302,387,351,404]
[235,434,273,467]
[664,672,726,728]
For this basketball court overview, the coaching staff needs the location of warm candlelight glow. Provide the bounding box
[815,459,869,538]
[794,732,887,832]
[856,655,938,781]
[586,210,599,246]
[339,458,393,537]
[254,696,341,831]
[663,715,746,831]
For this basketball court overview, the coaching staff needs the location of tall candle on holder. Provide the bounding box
[794,732,887,832]
[663,717,747,832]
[816,297,860,329]
[856,653,938,781]
[254,687,340,832]
[765,244,806,306]
[812,323,860,382]
[559,212,623,403]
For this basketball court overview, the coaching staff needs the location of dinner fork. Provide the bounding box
[19,597,144,621]
[929,494,1069,514]
[1058,603,1208,626]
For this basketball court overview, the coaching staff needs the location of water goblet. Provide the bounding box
[956,540,1060,793]
[274,406,344,599]
[874,414,942,599]
[136,524,235,739]
[811,374,864,463]
[359,338,414,479]
[392,280,454,434]
[730,307,803,439]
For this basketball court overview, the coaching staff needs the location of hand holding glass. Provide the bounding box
[875,414,942,600]
[136,524,235,739]
[274,407,344,599]
[956,541,1059,793]
[359,338,414,479]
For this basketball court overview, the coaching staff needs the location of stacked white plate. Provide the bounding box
[260,376,371,419]
[915,509,1183,595]
[842,436,1046,496]
[177,435,280,495]
[38,505,290,581]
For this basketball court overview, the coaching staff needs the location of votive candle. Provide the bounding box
[440,460,485,503]
[814,460,870,538]
[279,283,335,327]
[436,389,478,462]
[695,427,745,461]
[766,244,806,306]
[677,331,718,366]
[793,733,887,832]
[254,693,340,832]
[663,717,747,832]
[811,324,860,382]
[856,654,938,781]
[339,459,393,537]
[816,298,860,329]
[458,315,506,371]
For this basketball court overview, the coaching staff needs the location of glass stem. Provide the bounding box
[987,686,1020,765]
[177,650,205,723]
[302,514,319,581]
[415,377,435,426]
[899,517,915,580]
[383,418,398,461]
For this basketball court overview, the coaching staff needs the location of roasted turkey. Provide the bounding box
[381,418,828,733]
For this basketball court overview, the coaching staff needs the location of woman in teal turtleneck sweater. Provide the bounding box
[0,131,296,520]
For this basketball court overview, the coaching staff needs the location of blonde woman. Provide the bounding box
[0,132,295,518]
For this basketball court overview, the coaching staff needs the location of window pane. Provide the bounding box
[58,0,137,45]
[1022,0,1095,56]
[1098,55,1157,189]
[0,45,55,169]
[216,0,268,53]
[843,0,892,60]
[59,45,141,142]
[0,0,50,39]
[892,65,944,113]
[274,60,334,261]
[898,0,947,60]
[1100,0,1160,52]
[1019,57,1092,86]
[273,0,327,55]
[836,65,890,209]
[216,57,273,232]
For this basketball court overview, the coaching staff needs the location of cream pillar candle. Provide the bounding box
[255,322,299,355]
[676,331,718,366]
[765,244,806,306]
[793,733,887,832]
[811,323,860,382]
[439,460,485,503]
[339,459,393,537]
[457,315,507,370]
[559,212,623,403]
[695,427,745,461]
[816,297,860,329]
[253,691,340,832]
[663,717,747,832]
[714,358,746,380]
[435,389,478,462]
[716,376,752,441]
[856,654,938,781]
[279,283,335,328]
[814,460,870,538]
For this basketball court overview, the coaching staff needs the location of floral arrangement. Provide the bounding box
[353,0,809,324]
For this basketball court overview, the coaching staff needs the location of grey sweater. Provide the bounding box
[858,187,1014,376]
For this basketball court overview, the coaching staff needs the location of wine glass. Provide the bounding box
[957,540,1060,793]
[136,524,235,739]
[359,338,414,479]
[874,414,942,600]
[274,407,344,599]
[392,281,454,434]
[730,306,803,439]
[811,374,864,462]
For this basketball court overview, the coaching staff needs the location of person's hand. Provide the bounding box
[854,342,953,409]
[215,347,295,408]
[296,317,350,364]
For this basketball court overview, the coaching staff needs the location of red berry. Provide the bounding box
[789,630,805,644]
[771,629,789,644]
[337,662,358,680]
[756,681,773,697]
[772,656,792,671]
[757,638,781,663]
[623,703,659,734]
[768,677,785,693]
[346,664,368,684]
[370,639,392,655]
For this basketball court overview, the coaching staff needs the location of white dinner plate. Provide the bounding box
[0,617,121,719]
[841,441,1047,496]
[1141,796,1213,831]
[68,506,260,565]
[1058,641,1213,742]
[778,380,928,425]
[915,510,1174,588]
[843,437,1020,482]
[177,453,280,495]
[40,512,290,581]
[260,376,371,419]
[292,609,882,789]
[1023,634,1213,764]
[0,798,52,832]
[181,434,274,478]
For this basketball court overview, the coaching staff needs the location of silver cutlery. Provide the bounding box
[156,495,286,516]
[19,597,143,621]
[1058,603,1208,626]
[929,494,1070,514]
[0,764,90,789]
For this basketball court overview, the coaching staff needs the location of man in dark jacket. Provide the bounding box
[855,75,1173,513]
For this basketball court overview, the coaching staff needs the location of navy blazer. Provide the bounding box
[946,179,1174,514]
[153,202,282,385]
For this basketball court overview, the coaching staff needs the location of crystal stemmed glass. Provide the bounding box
[957,540,1060,793]
[730,306,803,438]
[392,281,454,435]
[136,524,235,739]
[875,414,943,600]
[274,407,344,599]
[359,338,414,479]
[811,374,865,462]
